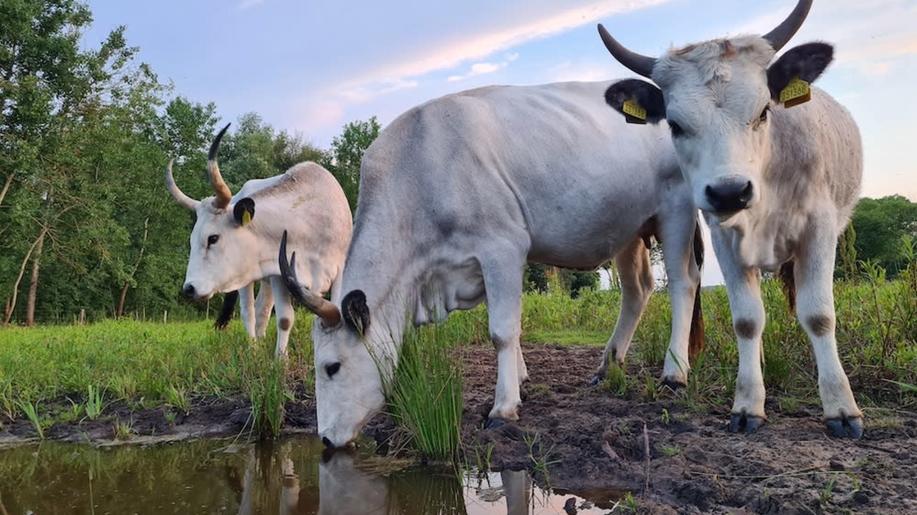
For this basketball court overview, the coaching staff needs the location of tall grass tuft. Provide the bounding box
[384,325,463,461]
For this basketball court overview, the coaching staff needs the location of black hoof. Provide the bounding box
[485,417,508,430]
[589,373,603,386]
[661,378,686,391]
[728,412,766,434]
[826,415,864,439]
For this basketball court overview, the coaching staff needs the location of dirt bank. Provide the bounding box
[2,343,915,513]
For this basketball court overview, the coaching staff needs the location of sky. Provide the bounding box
[84,0,916,285]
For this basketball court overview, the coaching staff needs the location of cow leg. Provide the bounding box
[796,223,863,438]
[254,279,275,339]
[480,250,525,425]
[658,212,701,387]
[592,237,653,384]
[270,276,294,360]
[711,229,767,433]
[239,283,257,338]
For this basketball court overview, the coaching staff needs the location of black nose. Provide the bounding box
[322,436,334,449]
[705,180,753,213]
[181,284,196,299]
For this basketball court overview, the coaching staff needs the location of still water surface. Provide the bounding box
[0,437,618,514]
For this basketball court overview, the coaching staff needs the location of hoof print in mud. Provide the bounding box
[728,412,765,434]
[826,415,864,439]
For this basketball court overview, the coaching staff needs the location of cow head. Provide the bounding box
[166,124,261,299]
[278,233,390,448]
[599,0,833,220]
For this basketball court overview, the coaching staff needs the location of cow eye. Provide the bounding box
[755,106,769,127]
[325,362,341,378]
[668,120,684,137]
[207,234,220,247]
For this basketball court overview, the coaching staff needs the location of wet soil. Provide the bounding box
[2,343,915,513]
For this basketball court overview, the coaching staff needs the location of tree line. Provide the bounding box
[1,1,914,325]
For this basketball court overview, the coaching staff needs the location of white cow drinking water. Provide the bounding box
[166,124,352,358]
[598,0,864,437]
[280,81,705,448]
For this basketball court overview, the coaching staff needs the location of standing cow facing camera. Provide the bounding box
[166,124,352,358]
[599,0,864,437]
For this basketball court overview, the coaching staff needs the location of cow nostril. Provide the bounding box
[182,284,196,298]
[706,180,753,213]
[322,436,334,448]
[739,181,753,202]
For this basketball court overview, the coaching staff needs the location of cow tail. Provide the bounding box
[779,261,796,315]
[688,219,705,361]
[214,290,239,330]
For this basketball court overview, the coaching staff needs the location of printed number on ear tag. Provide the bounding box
[780,77,811,108]
[242,210,252,226]
[622,99,647,125]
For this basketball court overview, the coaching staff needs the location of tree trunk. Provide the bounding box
[0,173,13,208]
[116,217,149,317]
[24,230,46,326]
[4,226,48,324]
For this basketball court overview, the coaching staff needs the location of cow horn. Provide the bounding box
[763,0,813,52]
[279,231,342,327]
[165,159,199,210]
[208,123,233,209]
[597,24,657,79]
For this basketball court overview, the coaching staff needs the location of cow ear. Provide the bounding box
[605,79,666,124]
[342,290,370,336]
[233,197,256,226]
[767,42,834,101]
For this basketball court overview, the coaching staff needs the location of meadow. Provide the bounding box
[1,254,914,457]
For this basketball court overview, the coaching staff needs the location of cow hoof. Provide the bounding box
[661,377,686,391]
[728,412,766,434]
[589,373,603,387]
[826,415,864,439]
[485,417,509,430]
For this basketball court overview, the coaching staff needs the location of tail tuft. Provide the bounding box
[688,219,705,360]
[214,290,238,330]
[778,261,796,314]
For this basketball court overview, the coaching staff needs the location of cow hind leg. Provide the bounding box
[480,248,526,426]
[592,237,653,385]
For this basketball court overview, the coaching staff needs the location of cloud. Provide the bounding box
[547,61,609,82]
[447,52,519,82]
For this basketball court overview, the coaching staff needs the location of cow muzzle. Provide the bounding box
[704,177,754,215]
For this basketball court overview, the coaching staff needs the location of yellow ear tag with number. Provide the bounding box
[622,99,647,124]
[779,77,811,108]
[241,210,252,226]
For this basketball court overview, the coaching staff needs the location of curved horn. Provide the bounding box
[763,0,813,52]
[279,231,342,327]
[208,123,233,209]
[165,159,199,210]
[597,24,657,79]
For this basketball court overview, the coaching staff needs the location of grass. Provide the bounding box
[383,324,464,461]
[0,256,914,451]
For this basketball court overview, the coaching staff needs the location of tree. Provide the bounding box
[322,117,382,212]
[848,196,917,278]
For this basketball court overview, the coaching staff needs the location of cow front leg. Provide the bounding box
[239,283,257,338]
[658,212,702,388]
[711,230,767,433]
[592,237,653,385]
[796,224,863,438]
[254,279,275,339]
[481,251,525,426]
[270,276,294,360]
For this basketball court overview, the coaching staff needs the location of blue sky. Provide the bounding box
[85,0,915,284]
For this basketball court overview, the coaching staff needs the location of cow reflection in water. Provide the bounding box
[226,442,537,514]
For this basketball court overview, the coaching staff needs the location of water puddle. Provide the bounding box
[0,437,622,514]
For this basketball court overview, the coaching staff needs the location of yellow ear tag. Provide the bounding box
[622,99,648,124]
[241,210,252,226]
[779,77,811,108]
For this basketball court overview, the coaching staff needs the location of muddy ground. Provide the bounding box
[2,343,915,513]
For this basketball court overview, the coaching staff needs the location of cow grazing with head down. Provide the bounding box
[166,124,352,357]
[280,80,706,448]
[599,0,864,438]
